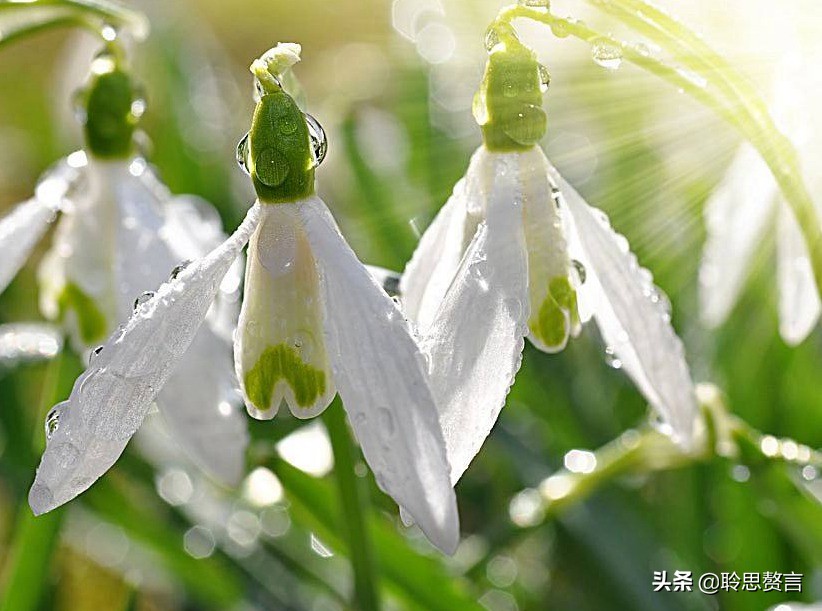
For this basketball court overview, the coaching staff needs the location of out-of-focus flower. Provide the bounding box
[29,45,459,555]
[402,28,698,485]
[0,48,247,487]
[700,51,822,345]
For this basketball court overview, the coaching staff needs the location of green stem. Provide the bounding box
[0,0,148,49]
[323,401,381,611]
[0,350,82,611]
[499,4,822,299]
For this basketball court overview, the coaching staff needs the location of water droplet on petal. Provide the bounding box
[90,345,104,364]
[538,64,551,92]
[101,23,118,42]
[133,291,155,310]
[604,346,622,369]
[45,402,68,440]
[518,0,550,7]
[170,260,192,280]
[571,259,587,285]
[236,132,250,175]
[635,42,651,57]
[304,113,327,167]
[592,38,623,70]
[550,20,570,38]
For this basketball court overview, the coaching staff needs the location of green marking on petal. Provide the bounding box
[56,282,108,344]
[244,343,327,411]
[530,275,579,350]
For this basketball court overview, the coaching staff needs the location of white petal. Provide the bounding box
[521,147,579,352]
[777,202,821,345]
[699,143,777,327]
[550,164,698,447]
[0,197,57,294]
[234,203,335,420]
[114,165,248,481]
[156,326,248,485]
[401,149,483,334]
[29,203,261,515]
[423,149,529,485]
[300,196,459,555]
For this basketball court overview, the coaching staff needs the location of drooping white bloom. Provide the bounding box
[29,44,460,554]
[402,36,697,485]
[1,152,248,485]
[700,52,822,345]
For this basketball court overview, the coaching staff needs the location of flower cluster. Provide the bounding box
[4,36,705,555]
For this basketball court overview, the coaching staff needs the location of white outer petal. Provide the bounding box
[550,164,698,447]
[423,149,529,485]
[0,197,57,294]
[300,196,459,555]
[28,203,261,515]
[109,166,248,484]
[699,143,777,327]
[777,202,821,345]
[401,149,483,334]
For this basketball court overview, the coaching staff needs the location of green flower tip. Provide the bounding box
[474,27,548,151]
[247,43,315,203]
[250,42,302,94]
[80,48,143,159]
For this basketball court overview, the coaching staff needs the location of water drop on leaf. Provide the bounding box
[592,38,623,70]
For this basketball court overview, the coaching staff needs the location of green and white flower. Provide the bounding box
[402,29,698,485]
[29,45,459,554]
[0,49,248,490]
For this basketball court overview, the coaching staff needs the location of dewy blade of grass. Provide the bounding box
[0,350,81,611]
[272,458,485,611]
[504,3,822,300]
[0,0,148,48]
[323,401,381,611]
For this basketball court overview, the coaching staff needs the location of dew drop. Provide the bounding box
[538,64,551,92]
[236,132,250,175]
[305,113,327,167]
[101,23,118,42]
[90,345,104,364]
[130,98,147,119]
[45,402,68,440]
[571,259,587,285]
[169,260,192,280]
[133,291,155,310]
[604,346,622,369]
[518,0,549,6]
[551,186,562,209]
[550,21,570,38]
[484,26,501,51]
[592,39,623,70]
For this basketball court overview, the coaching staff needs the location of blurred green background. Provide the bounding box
[1,0,821,609]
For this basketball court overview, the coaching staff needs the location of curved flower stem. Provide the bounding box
[0,0,148,49]
[496,3,822,299]
[323,401,381,611]
[533,388,822,521]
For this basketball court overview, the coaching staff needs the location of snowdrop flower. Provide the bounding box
[1,48,248,493]
[30,45,459,554]
[700,51,822,345]
[402,29,698,485]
